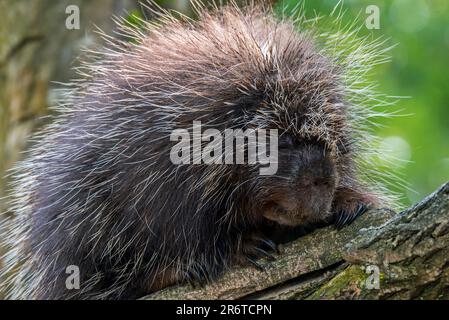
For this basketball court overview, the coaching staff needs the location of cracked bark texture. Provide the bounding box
[144,182,449,300]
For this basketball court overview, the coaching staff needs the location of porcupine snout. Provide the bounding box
[261,141,338,227]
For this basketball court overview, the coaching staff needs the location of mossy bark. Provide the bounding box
[145,182,449,300]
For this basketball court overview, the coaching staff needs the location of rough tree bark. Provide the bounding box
[145,182,449,300]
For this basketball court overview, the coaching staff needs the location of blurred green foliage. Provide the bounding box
[160,0,449,207]
[125,9,145,28]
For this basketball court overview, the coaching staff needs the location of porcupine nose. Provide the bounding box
[293,146,337,218]
[263,144,338,226]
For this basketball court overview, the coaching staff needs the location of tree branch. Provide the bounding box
[144,182,449,300]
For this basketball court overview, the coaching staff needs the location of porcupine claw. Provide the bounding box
[246,256,266,272]
[243,236,279,271]
[259,238,280,255]
[335,202,369,229]
[254,246,276,261]
[185,269,209,289]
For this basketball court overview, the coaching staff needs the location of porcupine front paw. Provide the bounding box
[237,234,279,271]
[332,188,379,229]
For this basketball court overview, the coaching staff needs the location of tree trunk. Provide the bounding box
[145,182,449,300]
[0,0,139,212]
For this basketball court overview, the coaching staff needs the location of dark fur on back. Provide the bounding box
[2,2,390,299]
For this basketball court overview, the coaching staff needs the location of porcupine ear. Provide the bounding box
[275,1,406,210]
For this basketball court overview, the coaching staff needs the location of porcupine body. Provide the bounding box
[1,2,394,299]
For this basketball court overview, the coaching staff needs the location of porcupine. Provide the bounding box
[1,1,395,299]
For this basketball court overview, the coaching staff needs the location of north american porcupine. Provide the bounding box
[1,1,397,299]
